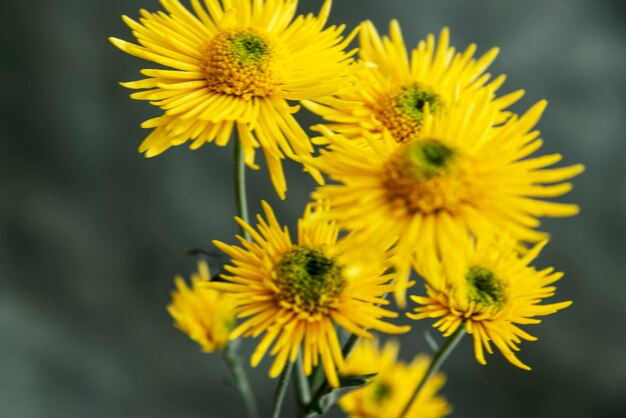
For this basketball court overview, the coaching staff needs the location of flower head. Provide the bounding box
[168,260,235,352]
[408,235,572,370]
[310,89,584,305]
[339,339,451,418]
[110,0,356,198]
[305,21,521,145]
[211,201,409,387]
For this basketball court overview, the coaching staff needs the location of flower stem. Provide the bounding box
[234,136,251,240]
[295,354,312,417]
[270,361,294,418]
[227,135,257,418]
[224,341,258,418]
[399,326,466,418]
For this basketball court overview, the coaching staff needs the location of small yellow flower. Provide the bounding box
[211,202,409,388]
[408,235,572,370]
[310,88,583,305]
[168,260,235,352]
[339,339,451,418]
[110,0,356,198]
[305,21,521,145]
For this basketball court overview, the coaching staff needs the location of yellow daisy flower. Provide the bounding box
[168,260,235,352]
[339,339,451,418]
[304,21,522,144]
[310,88,584,304]
[211,201,409,388]
[408,235,572,370]
[110,0,356,198]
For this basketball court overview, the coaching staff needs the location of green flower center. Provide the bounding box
[371,381,392,404]
[403,139,455,178]
[274,246,344,313]
[376,83,444,143]
[395,84,443,120]
[466,266,506,308]
[201,28,279,98]
[228,32,270,64]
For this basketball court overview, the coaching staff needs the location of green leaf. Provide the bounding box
[338,373,377,388]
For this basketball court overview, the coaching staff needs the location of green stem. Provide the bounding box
[224,342,259,418]
[270,361,294,418]
[226,135,257,418]
[399,326,466,418]
[234,137,251,240]
[295,354,311,417]
[306,334,360,415]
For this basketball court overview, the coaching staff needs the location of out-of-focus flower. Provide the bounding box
[340,339,451,418]
[168,260,235,352]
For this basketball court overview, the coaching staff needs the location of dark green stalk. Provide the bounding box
[269,361,295,418]
[234,137,251,240]
[223,136,257,418]
[295,354,312,417]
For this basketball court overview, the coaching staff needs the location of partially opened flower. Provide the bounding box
[408,235,571,370]
[211,201,409,387]
[304,21,521,145]
[168,260,235,352]
[110,0,356,198]
[339,339,451,418]
[310,89,583,304]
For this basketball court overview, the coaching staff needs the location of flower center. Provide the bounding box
[274,246,345,314]
[376,84,444,143]
[201,28,280,98]
[371,381,392,404]
[383,139,474,215]
[466,266,506,308]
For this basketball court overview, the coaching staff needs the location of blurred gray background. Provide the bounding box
[1,0,624,417]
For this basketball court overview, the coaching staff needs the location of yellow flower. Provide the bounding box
[339,339,451,418]
[110,0,356,198]
[211,201,409,388]
[310,88,584,305]
[168,260,235,352]
[408,235,572,370]
[304,21,521,145]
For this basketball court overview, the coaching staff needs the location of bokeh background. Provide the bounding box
[1,0,625,417]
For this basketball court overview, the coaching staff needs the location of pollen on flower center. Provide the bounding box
[376,84,444,143]
[201,28,280,98]
[466,266,506,308]
[274,246,345,314]
[383,139,474,215]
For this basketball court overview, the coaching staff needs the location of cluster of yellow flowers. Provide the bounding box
[112,1,583,417]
